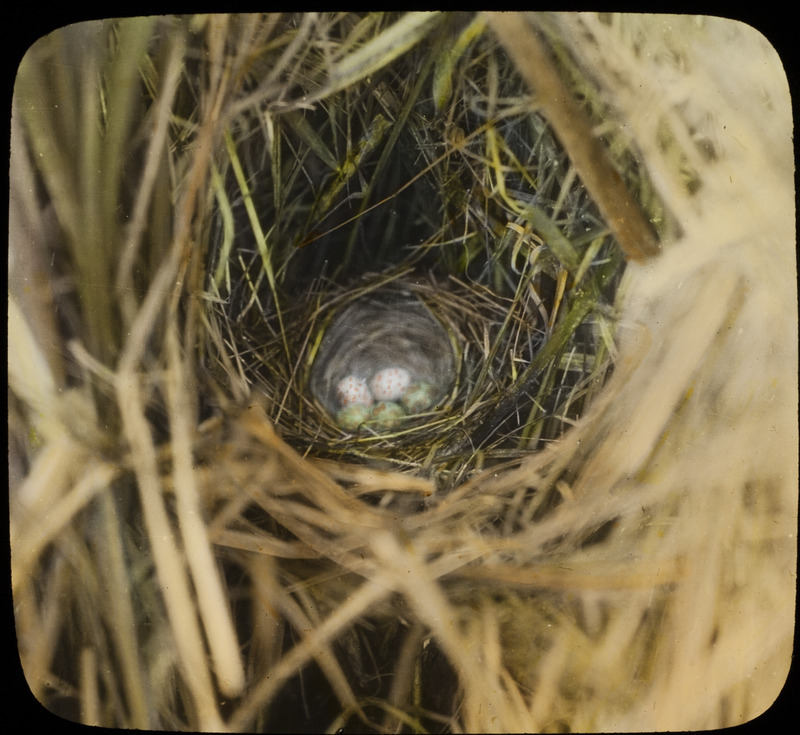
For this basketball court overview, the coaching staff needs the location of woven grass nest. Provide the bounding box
[9,13,796,733]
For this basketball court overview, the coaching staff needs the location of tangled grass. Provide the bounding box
[9,12,795,732]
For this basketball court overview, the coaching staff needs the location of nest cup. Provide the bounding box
[310,287,457,424]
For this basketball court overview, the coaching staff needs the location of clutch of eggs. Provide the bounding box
[334,368,438,431]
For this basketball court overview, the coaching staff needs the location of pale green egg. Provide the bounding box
[368,401,406,429]
[336,403,372,431]
[400,381,437,414]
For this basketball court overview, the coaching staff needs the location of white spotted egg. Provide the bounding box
[335,375,373,407]
[369,366,411,402]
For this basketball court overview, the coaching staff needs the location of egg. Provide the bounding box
[369,366,411,402]
[335,376,373,407]
[369,401,406,429]
[336,403,372,431]
[400,381,437,414]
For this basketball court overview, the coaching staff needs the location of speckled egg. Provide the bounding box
[336,403,372,431]
[368,401,406,429]
[335,375,373,407]
[369,367,411,402]
[400,381,437,414]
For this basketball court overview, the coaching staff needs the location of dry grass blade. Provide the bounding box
[165,324,246,697]
[487,12,661,263]
[323,12,444,97]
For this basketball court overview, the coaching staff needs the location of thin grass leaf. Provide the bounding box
[324,12,444,96]
[224,128,289,355]
[310,112,392,226]
[432,14,488,112]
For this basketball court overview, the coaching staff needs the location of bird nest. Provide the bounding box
[9,12,796,733]
[201,13,631,493]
